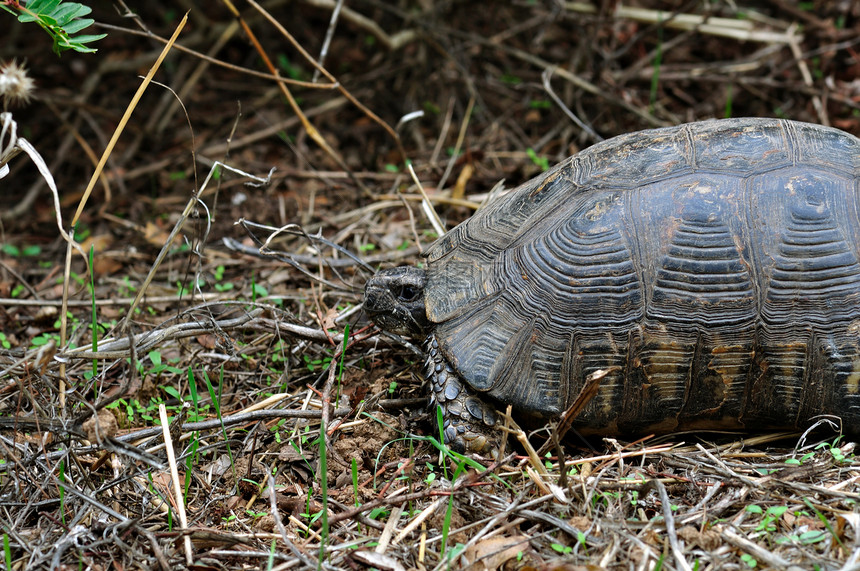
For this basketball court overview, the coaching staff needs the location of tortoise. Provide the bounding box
[364,117,860,454]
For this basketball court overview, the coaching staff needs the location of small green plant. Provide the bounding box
[245,509,267,521]
[88,245,98,382]
[785,451,815,466]
[550,542,572,555]
[1,0,107,54]
[367,506,389,520]
[440,458,468,557]
[423,101,440,115]
[118,276,137,297]
[776,529,828,545]
[424,464,437,485]
[250,282,267,301]
[740,553,757,567]
[57,459,66,524]
[213,265,234,292]
[526,148,549,171]
[106,397,162,423]
[1,242,40,257]
[3,531,11,570]
[746,504,788,533]
[303,353,333,373]
[30,332,61,349]
[142,350,183,379]
[816,437,852,464]
[500,72,521,85]
[351,458,360,507]
[724,83,733,118]
[314,423,329,565]
[576,530,588,554]
[276,54,305,80]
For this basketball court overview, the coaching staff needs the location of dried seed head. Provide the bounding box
[0,60,35,109]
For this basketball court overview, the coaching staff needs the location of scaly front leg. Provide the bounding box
[426,334,499,455]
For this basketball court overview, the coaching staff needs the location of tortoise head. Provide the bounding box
[364,266,430,338]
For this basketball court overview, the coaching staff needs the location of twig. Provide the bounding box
[158,404,193,565]
[565,2,799,43]
[655,479,692,571]
[312,0,344,83]
[268,473,318,568]
[302,0,420,51]
[721,527,795,568]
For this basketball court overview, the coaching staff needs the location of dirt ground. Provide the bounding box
[1,1,860,570]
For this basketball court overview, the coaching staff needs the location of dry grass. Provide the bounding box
[1,1,860,569]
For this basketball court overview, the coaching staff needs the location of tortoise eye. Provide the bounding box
[397,285,418,302]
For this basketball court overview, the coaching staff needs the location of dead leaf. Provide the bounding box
[92,256,123,276]
[79,233,114,253]
[82,409,119,444]
[462,535,531,570]
[143,221,170,248]
[319,307,338,331]
[351,551,406,571]
[196,334,217,350]
[452,162,474,200]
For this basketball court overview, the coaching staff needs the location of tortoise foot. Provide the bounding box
[426,335,499,455]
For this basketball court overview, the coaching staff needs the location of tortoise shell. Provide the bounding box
[421,117,860,434]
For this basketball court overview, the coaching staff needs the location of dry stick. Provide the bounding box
[120,195,204,329]
[219,0,371,199]
[655,479,693,571]
[407,162,445,238]
[787,23,828,126]
[2,116,87,405]
[477,39,666,128]
[302,0,419,51]
[328,488,452,525]
[245,0,407,164]
[94,22,329,89]
[392,498,445,545]
[565,2,798,43]
[267,474,318,568]
[0,293,226,309]
[542,67,603,143]
[158,404,193,566]
[155,19,241,134]
[57,14,188,410]
[430,96,457,167]
[436,97,475,192]
[537,366,609,457]
[312,0,344,84]
[721,528,794,569]
[375,503,405,555]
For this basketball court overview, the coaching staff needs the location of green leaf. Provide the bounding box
[62,18,95,34]
[162,385,181,400]
[766,506,788,517]
[8,0,106,54]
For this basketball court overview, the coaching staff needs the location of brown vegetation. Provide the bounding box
[1,1,859,569]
